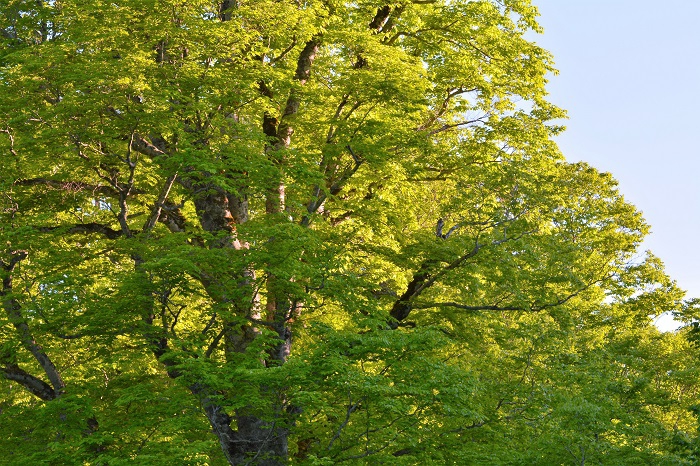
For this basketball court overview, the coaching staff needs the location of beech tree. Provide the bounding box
[1,0,698,464]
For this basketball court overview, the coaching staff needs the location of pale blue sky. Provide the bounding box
[532,1,700,316]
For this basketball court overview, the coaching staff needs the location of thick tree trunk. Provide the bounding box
[134,11,324,464]
[191,184,292,464]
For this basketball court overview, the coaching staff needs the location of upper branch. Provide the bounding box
[427,115,490,136]
[412,282,598,313]
[275,37,322,147]
[389,226,538,327]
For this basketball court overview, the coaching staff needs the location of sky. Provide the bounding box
[530,1,700,329]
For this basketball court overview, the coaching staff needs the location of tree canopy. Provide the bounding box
[1,1,699,464]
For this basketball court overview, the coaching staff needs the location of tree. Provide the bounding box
[1,0,697,464]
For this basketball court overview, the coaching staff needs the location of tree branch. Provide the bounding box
[301,145,363,227]
[389,228,540,326]
[369,6,392,33]
[270,37,298,64]
[427,115,489,136]
[328,392,360,451]
[412,283,597,313]
[38,223,123,240]
[275,36,321,146]
[130,134,166,158]
[417,87,478,132]
[1,363,57,401]
[142,173,178,234]
[14,178,122,196]
[2,252,66,398]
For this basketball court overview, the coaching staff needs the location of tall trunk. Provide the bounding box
[263,36,320,356]
[191,183,294,464]
[139,5,392,461]
[134,10,325,464]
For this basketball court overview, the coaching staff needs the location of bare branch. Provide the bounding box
[444,223,461,239]
[116,133,137,237]
[435,218,445,238]
[346,145,361,165]
[158,201,187,233]
[202,313,218,335]
[369,6,391,32]
[1,126,19,158]
[277,36,321,134]
[435,219,462,240]
[218,0,236,21]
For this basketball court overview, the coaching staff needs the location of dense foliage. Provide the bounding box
[1,0,699,464]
